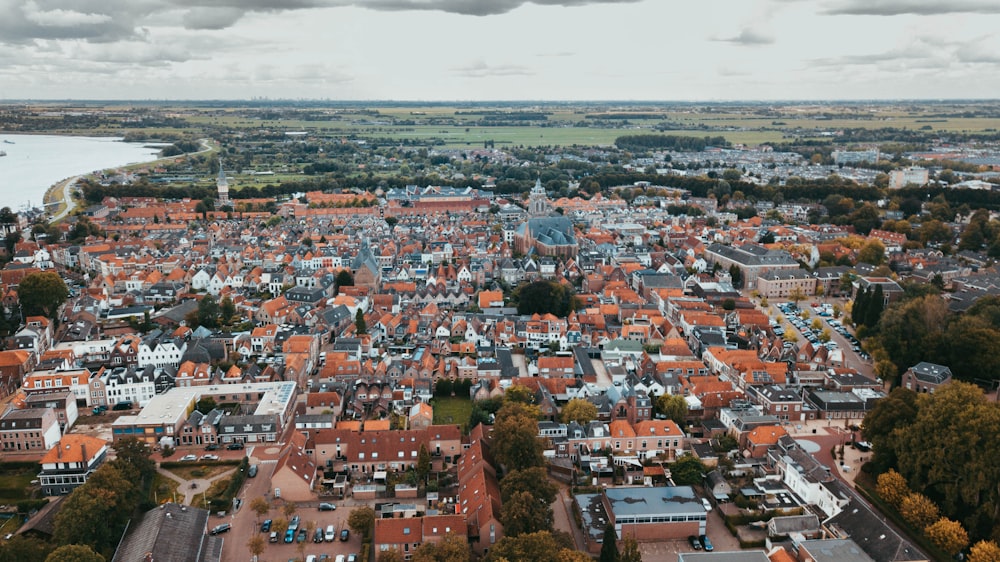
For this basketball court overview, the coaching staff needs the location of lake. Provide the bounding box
[0,134,163,212]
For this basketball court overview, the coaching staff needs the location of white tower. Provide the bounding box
[216,158,229,205]
[528,177,549,217]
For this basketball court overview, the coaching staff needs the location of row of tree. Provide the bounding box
[868,293,1000,383]
[863,383,1000,542]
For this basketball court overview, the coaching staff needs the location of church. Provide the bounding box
[513,179,579,259]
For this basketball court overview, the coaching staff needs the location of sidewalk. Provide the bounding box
[157,465,238,506]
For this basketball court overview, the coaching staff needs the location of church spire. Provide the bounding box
[216,158,229,205]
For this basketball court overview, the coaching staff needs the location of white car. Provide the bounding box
[200,454,220,461]
[179,454,197,462]
[325,525,336,542]
[702,498,712,511]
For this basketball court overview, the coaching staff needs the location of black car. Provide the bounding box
[204,443,219,451]
[261,519,272,533]
[688,535,702,550]
[226,442,245,450]
[210,523,231,536]
[318,502,336,511]
[340,529,350,542]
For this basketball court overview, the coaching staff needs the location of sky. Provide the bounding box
[2,0,1000,101]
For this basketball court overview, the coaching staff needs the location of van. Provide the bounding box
[209,523,231,535]
[325,525,336,541]
[274,487,281,499]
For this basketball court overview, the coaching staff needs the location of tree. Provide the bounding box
[487,530,578,562]
[599,522,619,562]
[654,394,688,426]
[670,454,706,486]
[335,270,354,293]
[513,280,580,318]
[378,549,404,562]
[348,506,375,539]
[864,284,884,328]
[219,296,237,325]
[18,271,69,319]
[491,402,545,472]
[876,469,910,509]
[727,264,742,288]
[858,239,886,266]
[788,287,806,307]
[193,295,220,330]
[924,518,968,555]
[968,540,1000,562]
[560,398,597,425]
[196,396,217,415]
[385,216,399,227]
[246,535,266,562]
[250,496,270,521]
[416,444,431,485]
[282,502,297,520]
[501,490,552,536]
[899,493,940,530]
[44,545,104,562]
[500,467,557,505]
[355,308,367,335]
[411,532,471,562]
[619,535,641,562]
[0,536,54,562]
[271,518,288,537]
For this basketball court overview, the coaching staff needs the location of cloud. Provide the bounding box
[181,7,246,30]
[716,28,774,46]
[823,0,1000,16]
[452,60,533,78]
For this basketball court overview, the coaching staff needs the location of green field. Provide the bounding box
[0,463,40,503]
[431,397,473,427]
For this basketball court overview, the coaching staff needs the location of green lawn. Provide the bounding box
[431,397,473,428]
[0,463,40,503]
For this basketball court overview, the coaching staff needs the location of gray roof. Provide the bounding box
[678,552,770,562]
[908,361,952,384]
[706,242,797,267]
[111,503,214,562]
[798,538,875,562]
[604,486,705,519]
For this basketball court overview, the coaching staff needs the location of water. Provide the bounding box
[0,135,163,212]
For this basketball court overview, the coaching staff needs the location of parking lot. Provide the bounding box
[238,499,361,562]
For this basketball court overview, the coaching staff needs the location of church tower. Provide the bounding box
[216,158,230,205]
[528,177,549,217]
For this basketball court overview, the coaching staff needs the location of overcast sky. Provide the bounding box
[2,0,1000,101]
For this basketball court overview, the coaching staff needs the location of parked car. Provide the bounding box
[325,525,336,541]
[297,529,307,543]
[200,454,219,461]
[688,535,702,550]
[179,454,197,462]
[226,442,245,450]
[248,465,258,478]
[209,524,231,535]
[700,535,713,551]
[701,498,712,511]
[318,502,336,511]
[340,529,350,541]
[269,531,278,543]
[261,519,272,533]
[204,443,219,451]
[284,529,295,543]
[313,528,324,543]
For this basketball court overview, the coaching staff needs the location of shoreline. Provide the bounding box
[35,138,215,223]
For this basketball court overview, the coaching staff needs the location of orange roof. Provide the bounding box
[746,425,788,446]
[363,420,391,431]
[40,434,107,465]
